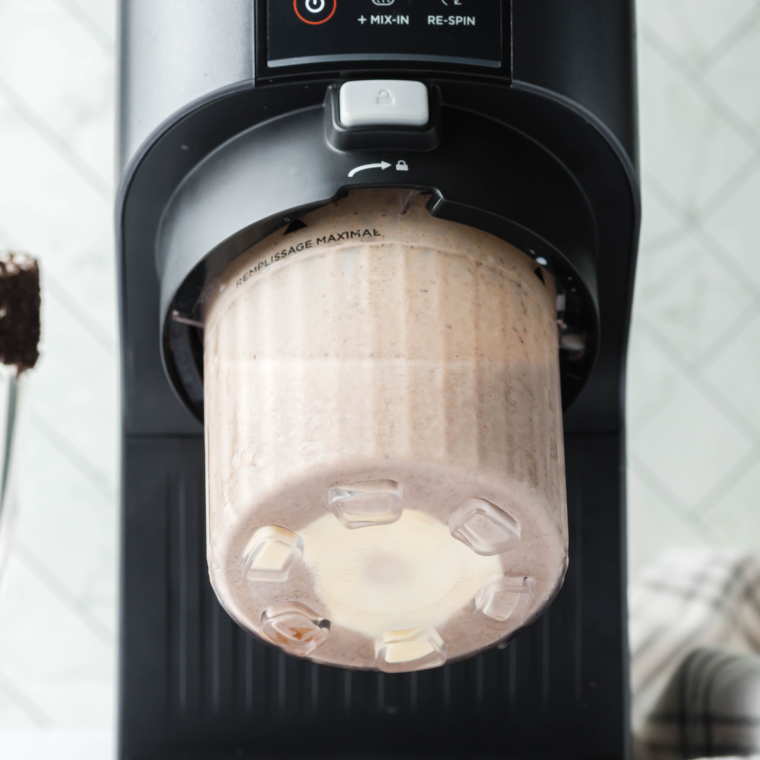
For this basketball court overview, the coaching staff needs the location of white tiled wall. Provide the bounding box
[0,0,757,753]
[0,0,118,752]
[628,0,760,572]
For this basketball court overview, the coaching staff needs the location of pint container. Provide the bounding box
[203,190,568,671]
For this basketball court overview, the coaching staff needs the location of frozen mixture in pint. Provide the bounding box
[203,189,568,671]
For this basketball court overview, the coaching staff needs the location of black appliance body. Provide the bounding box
[117,1,640,758]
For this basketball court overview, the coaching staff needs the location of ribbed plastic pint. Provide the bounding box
[203,190,567,672]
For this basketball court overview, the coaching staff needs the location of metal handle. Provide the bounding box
[0,370,20,581]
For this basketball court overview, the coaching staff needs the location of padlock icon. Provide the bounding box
[376,89,393,105]
[396,160,409,172]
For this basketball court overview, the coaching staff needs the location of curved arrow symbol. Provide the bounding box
[348,161,391,178]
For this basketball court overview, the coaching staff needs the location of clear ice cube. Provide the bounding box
[474,576,535,622]
[375,628,447,673]
[327,480,404,529]
[448,498,521,555]
[261,602,330,656]
[240,526,304,582]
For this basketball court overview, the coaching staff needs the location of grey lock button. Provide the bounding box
[340,80,429,128]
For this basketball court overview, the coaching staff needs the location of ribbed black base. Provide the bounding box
[118,433,629,760]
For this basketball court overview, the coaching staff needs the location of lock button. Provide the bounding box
[340,80,429,128]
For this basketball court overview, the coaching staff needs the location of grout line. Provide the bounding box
[700,151,760,220]
[638,224,692,258]
[643,173,760,302]
[639,22,760,246]
[630,456,720,544]
[54,0,115,56]
[692,296,760,371]
[44,276,116,356]
[696,3,760,74]
[13,544,115,646]
[0,78,112,202]
[692,440,760,517]
[625,383,673,445]
[642,172,694,218]
[641,23,760,151]
[635,315,760,443]
[696,225,760,299]
[644,127,760,235]
[27,409,116,504]
[0,670,50,728]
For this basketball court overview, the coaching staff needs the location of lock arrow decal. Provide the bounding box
[347,161,392,178]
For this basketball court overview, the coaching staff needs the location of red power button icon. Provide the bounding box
[294,0,337,25]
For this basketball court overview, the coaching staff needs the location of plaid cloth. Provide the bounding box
[631,548,760,760]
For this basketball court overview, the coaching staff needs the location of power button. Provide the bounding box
[294,0,337,25]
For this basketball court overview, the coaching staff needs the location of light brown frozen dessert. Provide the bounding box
[203,189,567,671]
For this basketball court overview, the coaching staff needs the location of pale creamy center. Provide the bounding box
[301,510,501,636]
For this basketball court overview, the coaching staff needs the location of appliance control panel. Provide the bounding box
[265,0,504,72]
